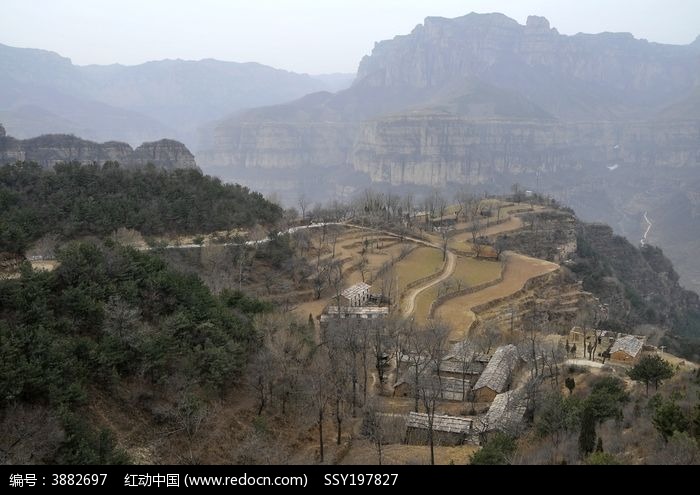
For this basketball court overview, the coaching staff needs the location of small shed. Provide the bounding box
[405,412,475,446]
[341,282,371,307]
[610,335,644,363]
[471,344,519,403]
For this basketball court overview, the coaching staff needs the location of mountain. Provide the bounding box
[0,43,342,147]
[0,125,197,170]
[198,13,700,293]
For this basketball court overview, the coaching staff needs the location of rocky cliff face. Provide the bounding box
[352,116,700,185]
[0,127,197,170]
[202,13,700,184]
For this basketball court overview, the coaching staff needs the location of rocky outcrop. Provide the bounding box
[0,127,197,170]
[132,139,197,169]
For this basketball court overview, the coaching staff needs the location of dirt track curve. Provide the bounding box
[401,250,456,318]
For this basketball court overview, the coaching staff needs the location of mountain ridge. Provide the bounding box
[0,126,197,170]
[0,42,353,147]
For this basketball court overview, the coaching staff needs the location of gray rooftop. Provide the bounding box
[341,282,371,299]
[395,374,471,401]
[610,335,644,358]
[437,359,484,376]
[472,344,519,393]
[406,412,473,434]
[477,387,528,434]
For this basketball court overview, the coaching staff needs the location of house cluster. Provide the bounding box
[567,327,649,364]
[395,343,530,446]
[320,282,389,327]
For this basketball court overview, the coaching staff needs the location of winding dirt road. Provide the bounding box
[401,249,456,318]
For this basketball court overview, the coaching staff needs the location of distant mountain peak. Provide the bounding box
[526,15,550,31]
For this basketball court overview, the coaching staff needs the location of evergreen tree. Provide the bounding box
[628,355,674,395]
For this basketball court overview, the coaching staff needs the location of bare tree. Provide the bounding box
[470,221,484,258]
[261,313,314,415]
[433,190,447,225]
[298,193,310,223]
[175,394,208,464]
[103,295,142,345]
[342,320,364,417]
[441,229,449,262]
[494,235,508,260]
[453,340,477,402]
[363,399,385,465]
[379,262,397,310]
[400,322,432,412]
[371,320,392,389]
[27,232,60,259]
[306,348,331,463]
[424,320,450,388]
[358,252,369,283]
[326,258,345,316]
[473,321,501,356]
[419,373,442,465]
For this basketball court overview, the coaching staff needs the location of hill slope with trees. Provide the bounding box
[0,161,282,254]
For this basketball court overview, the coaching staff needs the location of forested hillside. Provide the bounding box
[0,242,269,463]
[0,161,282,254]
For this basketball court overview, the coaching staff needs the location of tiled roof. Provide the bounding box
[610,335,643,358]
[472,344,519,393]
[406,412,473,434]
[341,282,371,299]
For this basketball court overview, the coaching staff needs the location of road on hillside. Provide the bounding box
[401,250,456,318]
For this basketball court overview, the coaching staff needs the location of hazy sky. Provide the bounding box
[1,0,699,74]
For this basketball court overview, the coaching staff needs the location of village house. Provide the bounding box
[340,282,371,307]
[568,327,647,362]
[405,412,476,446]
[437,341,489,378]
[609,334,644,363]
[320,282,389,329]
[471,344,519,402]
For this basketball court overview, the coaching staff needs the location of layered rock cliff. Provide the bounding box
[352,116,700,185]
[0,127,197,170]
